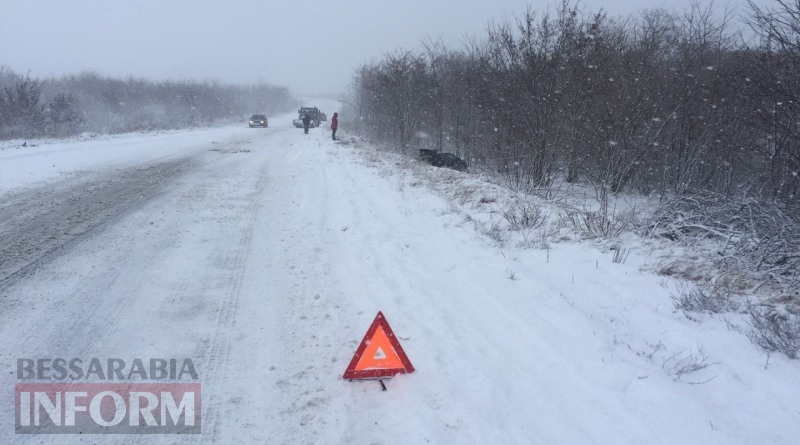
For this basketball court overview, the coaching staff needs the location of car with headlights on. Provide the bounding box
[248,114,268,128]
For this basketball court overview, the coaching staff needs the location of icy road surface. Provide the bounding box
[1,106,799,444]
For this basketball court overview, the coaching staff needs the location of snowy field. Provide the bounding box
[1,101,799,444]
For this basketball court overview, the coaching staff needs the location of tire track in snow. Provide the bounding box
[0,158,194,293]
[229,138,344,444]
[199,162,268,443]
[0,157,196,377]
[0,157,200,439]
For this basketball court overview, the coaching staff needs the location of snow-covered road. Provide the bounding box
[2,105,800,444]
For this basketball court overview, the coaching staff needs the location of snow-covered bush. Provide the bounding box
[642,190,800,293]
[671,283,741,316]
[747,307,800,359]
[504,203,548,231]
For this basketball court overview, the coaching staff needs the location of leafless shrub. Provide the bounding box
[559,212,582,236]
[562,210,629,239]
[662,346,718,383]
[671,283,740,316]
[747,307,800,359]
[484,220,506,245]
[538,232,551,250]
[642,190,800,292]
[504,203,548,231]
[517,230,551,249]
[612,246,630,264]
[723,316,744,334]
[657,258,713,282]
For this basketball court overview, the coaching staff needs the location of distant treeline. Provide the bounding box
[0,68,293,140]
[346,0,800,291]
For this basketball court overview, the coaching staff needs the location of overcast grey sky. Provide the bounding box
[1,0,768,95]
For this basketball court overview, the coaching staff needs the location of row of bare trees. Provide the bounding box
[0,68,293,140]
[345,0,800,290]
[347,1,797,201]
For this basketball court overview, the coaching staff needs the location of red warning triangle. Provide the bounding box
[343,311,415,380]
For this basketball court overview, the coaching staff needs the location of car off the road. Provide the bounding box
[249,114,268,128]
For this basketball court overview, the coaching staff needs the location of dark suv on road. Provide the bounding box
[249,114,268,128]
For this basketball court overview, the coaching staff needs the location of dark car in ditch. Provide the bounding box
[419,149,468,171]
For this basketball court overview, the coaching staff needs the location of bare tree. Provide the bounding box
[747,0,800,205]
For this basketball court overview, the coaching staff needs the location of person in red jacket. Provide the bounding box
[331,112,339,140]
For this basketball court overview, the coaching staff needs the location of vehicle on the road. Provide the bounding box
[292,107,321,128]
[249,114,268,128]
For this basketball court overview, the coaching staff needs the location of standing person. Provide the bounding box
[331,112,339,140]
[302,113,311,134]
